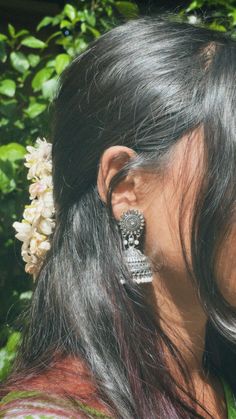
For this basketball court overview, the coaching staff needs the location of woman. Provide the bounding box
[1,12,236,418]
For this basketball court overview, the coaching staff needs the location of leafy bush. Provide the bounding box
[179,0,236,35]
[0,0,235,380]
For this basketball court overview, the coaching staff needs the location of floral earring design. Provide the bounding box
[118,209,153,284]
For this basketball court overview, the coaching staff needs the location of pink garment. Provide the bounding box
[0,355,113,418]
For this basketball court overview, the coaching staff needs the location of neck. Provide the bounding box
[146,270,227,418]
[154,273,207,373]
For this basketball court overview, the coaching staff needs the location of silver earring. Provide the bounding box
[118,209,153,284]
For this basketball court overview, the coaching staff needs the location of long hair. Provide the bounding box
[1,12,236,418]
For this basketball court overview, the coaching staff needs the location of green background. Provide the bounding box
[0,0,235,381]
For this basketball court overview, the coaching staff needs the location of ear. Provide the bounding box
[97,145,141,220]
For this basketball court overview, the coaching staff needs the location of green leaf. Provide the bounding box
[229,10,236,26]
[0,41,7,63]
[24,102,47,118]
[8,23,15,38]
[0,334,21,380]
[37,16,53,31]
[0,160,15,194]
[19,290,33,300]
[21,36,46,49]
[105,4,113,17]
[46,59,56,68]
[0,79,16,97]
[114,1,139,18]
[0,143,26,165]
[0,348,11,380]
[86,25,101,38]
[0,117,8,127]
[55,53,71,74]
[209,22,227,32]
[52,15,61,26]
[81,22,87,33]
[64,4,76,21]
[186,0,204,12]
[10,51,29,73]
[19,69,31,84]
[77,11,86,21]
[60,19,72,29]
[6,331,21,353]
[32,67,54,92]
[42,77,58,99]
[73,38,88,55]
[15,29,29,38]
[14,119,25,129]
[28,53,40,67]
[0,98,17,117]
[0,33,7,41]
[45,31,61,44]
[84,9,96,27]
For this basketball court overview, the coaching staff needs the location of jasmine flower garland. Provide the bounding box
[13,138,56,281]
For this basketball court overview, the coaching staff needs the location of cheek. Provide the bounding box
[145,213,182,271]
[215,225,236,306]
[144,188,191,278]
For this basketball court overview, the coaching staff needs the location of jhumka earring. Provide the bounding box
[118,209,153,284]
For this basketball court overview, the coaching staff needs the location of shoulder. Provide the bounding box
[0,355,112,418]
[0,389,111,418]
[0,388,83,418]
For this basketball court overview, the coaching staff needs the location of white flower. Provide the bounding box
[38,240,51,251]
[23,201,42,225]
[26,261,40,276]
[38,218,55,235]
[22,241,38,263]
[30,231,47,255]
[187,15,201,25]
[12,137,56,281]
[26,160,52,180]
[29,177,50,199]
[40,191,55,218]
[24,137,52,180]
[25,138,52,166]
[12,221,33,242]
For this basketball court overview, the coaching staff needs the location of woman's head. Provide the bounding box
[2,13,236,419]
[52,13,236,321]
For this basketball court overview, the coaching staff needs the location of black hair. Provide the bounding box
[1,12,236,419]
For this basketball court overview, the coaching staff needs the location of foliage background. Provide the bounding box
[0,0,235,381]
